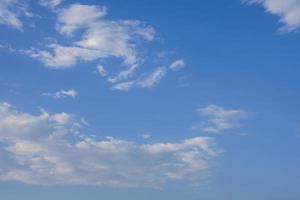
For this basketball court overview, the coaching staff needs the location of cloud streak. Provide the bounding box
[39,0,64,9]
[42,89,78,99]
[169,59,186,71]
[195,105,248,133]
[112,67,168,91]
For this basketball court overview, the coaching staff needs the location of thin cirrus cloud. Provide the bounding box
[112,67,168,91]
[142,134,151,139]
[39,0,64,9]
[42,89,78,99]
[0,0,62,30]
[0,102,219,188]
[195,105,248,133]
[97,65,108,77]
[245,0,300,32]
[0,0,32,30]
[169,59,186,71]
[110,59,186,91]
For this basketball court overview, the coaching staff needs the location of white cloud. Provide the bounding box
[196,105,248,133]
[97,65,108,77]
[7,2,185,91]
[142,134,151,139]
[56,4,107,35]
[107,64,140,84]
[112,81,135,91]
[25,44,106,69]
[51,112,72,125]
[26,4,154,69]
[246,0,300,32]
[169,59,186,71]
[0,102,218,188]
[23,3,182,91]
[43,89,78,99]
[112,67,167,91]
[136,67,167,88]
[0,0,31,30]
[39,0,64,9]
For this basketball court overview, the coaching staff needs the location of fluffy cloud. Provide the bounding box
[0,0,31,30]
[56,4,107,35]
[26,4,154,70]
[0,102,218,188]
[246,0,300,32]
[42,89,78,99]
[195,105,248,133]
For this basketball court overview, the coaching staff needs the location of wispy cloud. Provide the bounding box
[112,67,167,91]
[20,3,185,91]
[42,89,78,99]
[0,102,218,188]
[96,65,108,77]
[141,134,151,139]
[136,67,167,88]
[169,59,186,71]
[39,0,64,9]
[0,0,31,30]
[195,105,248,133]
[245,0,300,32]
[112,81,135,91]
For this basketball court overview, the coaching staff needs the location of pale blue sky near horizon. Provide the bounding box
[0,0,300,200]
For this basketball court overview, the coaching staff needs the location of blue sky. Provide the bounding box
[0,0,300,199]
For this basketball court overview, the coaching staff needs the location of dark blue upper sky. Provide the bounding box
[0,0,300,200]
